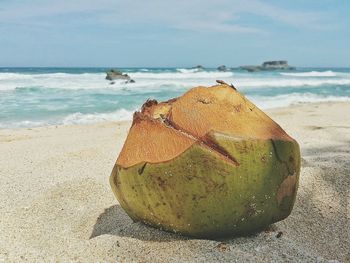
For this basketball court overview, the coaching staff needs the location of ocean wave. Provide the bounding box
[0,120,46,129]
[2,93,349,129]
[236,78,350,88]
[1,68,349,129]
[131,71,233,79]
[280,71,337,77]
[62,109,134,125]
[250,93,350,109]
[0,71,231,91]
[176,68,201,73]
[2,71,350,91]
[0,72,107,91]
[0,108,135,129]
[0,72,103,80]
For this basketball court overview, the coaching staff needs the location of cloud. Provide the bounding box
[0,0,332,33]
[237,1,331,30]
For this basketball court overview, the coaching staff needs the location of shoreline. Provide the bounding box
[1,101,349,262]
[1,101,350,131]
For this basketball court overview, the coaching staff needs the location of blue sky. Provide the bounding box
[0,0,349,67]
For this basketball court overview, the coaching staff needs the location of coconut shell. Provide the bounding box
[110,82,300,238]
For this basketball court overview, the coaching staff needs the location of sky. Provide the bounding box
[0,0,349,67]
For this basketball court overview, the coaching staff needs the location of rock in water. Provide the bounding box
[110,82,300,238]
[240,60,295,72]
[105,69,131,81]
[217,65,227,71]
[191,65,204,70]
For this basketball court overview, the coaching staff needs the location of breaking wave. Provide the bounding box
[250,93,350,109]
[61,109,134,125]
[1,67,350,128]
[1,70,350,91]
[280,71,337,77]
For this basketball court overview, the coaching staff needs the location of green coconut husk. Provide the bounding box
[110,82,300,238]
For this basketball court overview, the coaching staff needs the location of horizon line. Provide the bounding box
[0,65,350,69]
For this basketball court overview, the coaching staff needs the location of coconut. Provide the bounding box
[110,81,300,238]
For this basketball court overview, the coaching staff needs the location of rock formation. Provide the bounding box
[217,65,227,71]
[106,69,135,83]
[191,65,204,70]
[240,61,295,72]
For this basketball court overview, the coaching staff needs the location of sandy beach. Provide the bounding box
[0,101,349,262]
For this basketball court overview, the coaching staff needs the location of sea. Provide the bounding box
[1,67,350,129]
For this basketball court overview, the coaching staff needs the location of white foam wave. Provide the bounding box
[3,94,349,129]
[280,71,337,77]
[0,72,108,91]
[0,109,134,128]
[1,71,350,91]
[0,120,46,129]
[236,78,350,88]
[61,109,134,125]
[0,71,232,91]
[250,93,350,109]
[176,68,200,73]
[131,71,233,79]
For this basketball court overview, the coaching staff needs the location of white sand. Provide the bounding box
[0,102,349,262]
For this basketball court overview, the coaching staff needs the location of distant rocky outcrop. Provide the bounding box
[191,65,204,70]
[106,69,129,80]
[239,66,259,72]
[262,61,294,70]
[240,61,295,72]
[106,69,135,83]
[217,65,227,71]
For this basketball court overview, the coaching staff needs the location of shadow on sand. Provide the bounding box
[89,204,186,242]
[90,142,349,260]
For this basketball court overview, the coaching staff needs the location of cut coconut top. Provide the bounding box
[116,83,293,168]
[116,112,197,169]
